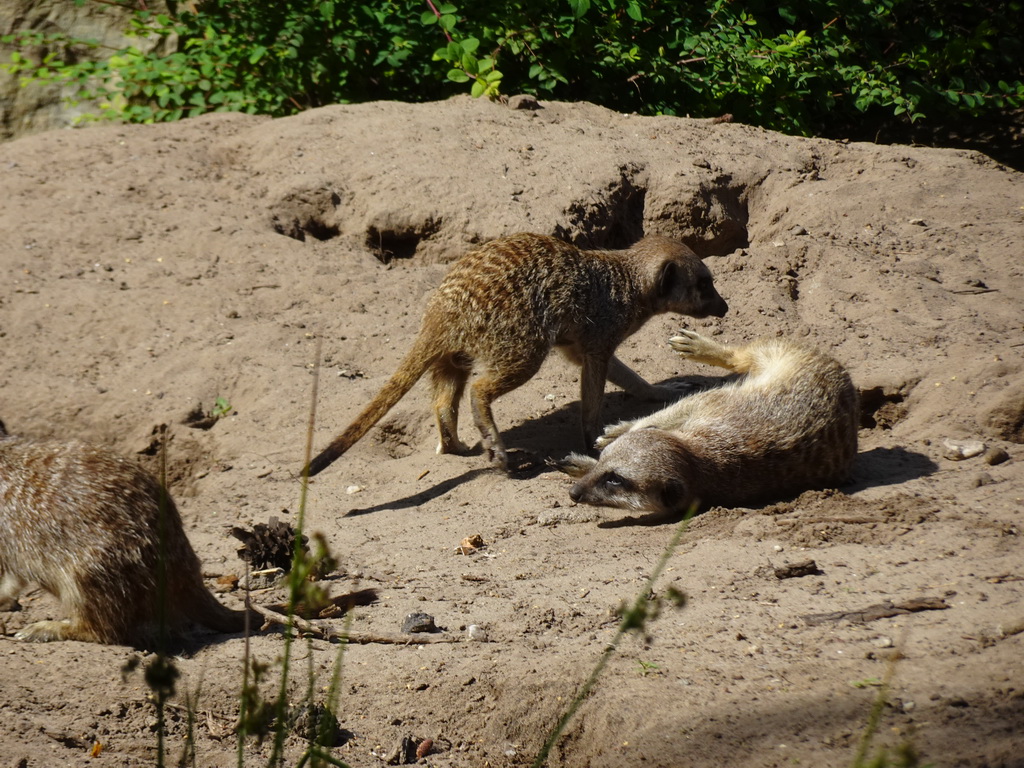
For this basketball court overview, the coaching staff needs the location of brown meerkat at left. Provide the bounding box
[0,421,258,645]
[557,329,858,515]
[306,232,728,476]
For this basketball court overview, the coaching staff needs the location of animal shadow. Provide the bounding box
[844,445,938,493]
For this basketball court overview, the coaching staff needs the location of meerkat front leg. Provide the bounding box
[579,353,611,451]
[669,329,754,373]
[606,356,686,402]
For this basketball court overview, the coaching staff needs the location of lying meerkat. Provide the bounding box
[557,329,858,514]
[0,422,256,645]
[306,232,728,475]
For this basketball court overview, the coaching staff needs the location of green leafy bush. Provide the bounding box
[3,0,1022,138]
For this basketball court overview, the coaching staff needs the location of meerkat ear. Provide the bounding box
[660,478,690,512]
[656,261,682,298]
[550,452,598,478]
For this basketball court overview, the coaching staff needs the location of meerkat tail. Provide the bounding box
[305,341,439,477]
[181,577,255,634]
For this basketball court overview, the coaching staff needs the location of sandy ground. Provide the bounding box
[0,96,1022,767]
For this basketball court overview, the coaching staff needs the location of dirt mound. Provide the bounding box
[0,97,1021,767]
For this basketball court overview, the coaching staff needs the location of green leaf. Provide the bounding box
[420,11,437,25]
[447,68,470,83]
[460,37,480,54]
[626,1,643,22]
[470,78,487,97]
[567,0,590,19]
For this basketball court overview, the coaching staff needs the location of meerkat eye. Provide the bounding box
[602,471,628,489]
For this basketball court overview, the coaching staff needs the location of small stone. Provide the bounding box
[213,574,239,593]
[506,94,540,110]
[402,612,437,634]
[984,446,1010,466]
[467,624,488,642]
[345,485,363,494]
[416,738,434,759]
[874,636,894,648]
[942,438,985,460]
[908,217,927,226]
[456,534,485,555]
[788,225,808,236]
[972,473,996,488]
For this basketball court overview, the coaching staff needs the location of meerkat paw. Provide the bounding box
[550,452,598,478]
[436,439,474,455]
[484,443,510,472]
[670,328,732,368]
[594,420,634,450]
[15,619,73,642]
[669,328,712,357]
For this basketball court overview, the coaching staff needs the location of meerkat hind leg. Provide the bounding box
[15,619,93,643]
[669,329,753,373]
[468,371,526,470]
[431,356,473,454]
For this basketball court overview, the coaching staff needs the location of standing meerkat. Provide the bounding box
[0,422,256,645]
[557,329,858,514]
[306,232,728,475]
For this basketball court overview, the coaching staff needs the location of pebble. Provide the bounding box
[984,446,1009,466]
[942,438,985,460]
[506,94,539,110]
[972,473,996,488]
[467,624,488,642]
[401,612,437,634]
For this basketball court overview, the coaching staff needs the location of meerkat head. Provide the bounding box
[630,235,728,320]
[557,428,697,516]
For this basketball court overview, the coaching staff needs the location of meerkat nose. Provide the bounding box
[711,296,729,317]
[569,484,584,502]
